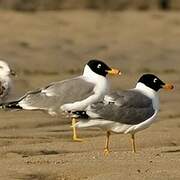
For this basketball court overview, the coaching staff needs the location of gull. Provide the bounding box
[1,59,121,141]
[74,74,174,153]
[0,60,15,103]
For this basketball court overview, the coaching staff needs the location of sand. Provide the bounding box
[0,10,179,180]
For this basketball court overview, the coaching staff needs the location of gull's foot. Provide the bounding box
[104,148,110,156]
[73,136,83,142]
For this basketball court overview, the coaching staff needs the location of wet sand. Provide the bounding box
[0,10,179,180]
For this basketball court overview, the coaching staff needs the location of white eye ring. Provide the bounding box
[153,78,158,83]
[97,64,101,69]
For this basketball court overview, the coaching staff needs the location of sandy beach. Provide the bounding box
[0,10,179,180]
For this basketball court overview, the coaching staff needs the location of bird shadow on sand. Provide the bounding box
[7,149,74,158]
[46,133,103,142]
[161,149,180,154]
[15,174,47,180]
[12,172,63,180]
[14,173,71,180]
[7,147,90,157]
[35,120,70,128]
[46,128,104,141]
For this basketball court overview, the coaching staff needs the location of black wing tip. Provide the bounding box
[72,111,89,119]
[0,101,22,110]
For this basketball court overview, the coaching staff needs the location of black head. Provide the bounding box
[87,59,111,77]
[138,74,168,91]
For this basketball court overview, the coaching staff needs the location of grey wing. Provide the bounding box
[42,77,95,103]
[18,77,95,114]
[87,90,155,125]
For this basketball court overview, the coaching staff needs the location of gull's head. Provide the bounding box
[137,74,174,92]
[0,60,16,77]
[84,59,121,77]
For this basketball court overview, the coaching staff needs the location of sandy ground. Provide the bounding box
[0,10,179,180]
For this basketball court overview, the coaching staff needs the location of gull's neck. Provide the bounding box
[83,65,109,94]
[83,65,106,83]
[135,82,159,110]
[0,73,10,81]
[135,82,156,98]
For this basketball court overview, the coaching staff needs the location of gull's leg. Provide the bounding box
[131,134,136,153]
[72,118,83,142]
[104,131,111,156]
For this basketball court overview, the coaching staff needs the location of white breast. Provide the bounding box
[83,65,109,95]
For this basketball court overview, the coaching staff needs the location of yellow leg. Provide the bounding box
[104,131,111,156]
[131,134,136,153]
[72,118,83,142]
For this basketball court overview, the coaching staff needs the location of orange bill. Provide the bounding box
[106,68,122,76]
[10,69,16,76]
[162,84,174,90]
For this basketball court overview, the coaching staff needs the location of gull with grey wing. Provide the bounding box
[74,74,174,154]
[1,59,121,141]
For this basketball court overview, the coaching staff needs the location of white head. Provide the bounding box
[0,60,15,78]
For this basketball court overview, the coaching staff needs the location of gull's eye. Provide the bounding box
[153,78,158,83]
[97,64,101,69]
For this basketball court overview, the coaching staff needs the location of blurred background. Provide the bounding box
[0,2,180,179]
[0,0,179,11]
[0,0,179,97]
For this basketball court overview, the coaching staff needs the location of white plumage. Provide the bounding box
[0,60,15,103]
[75,74,173,153]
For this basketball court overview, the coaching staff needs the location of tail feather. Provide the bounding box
[72,111,89,119]
[0,90,40,110]
[0,100,22,110]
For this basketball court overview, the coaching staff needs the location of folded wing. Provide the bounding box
[2,77,95,115]
[87,90,155,125]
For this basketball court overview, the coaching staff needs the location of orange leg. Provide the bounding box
[104,131,111,156]
[131,134,136,153]
[72,118,83,142]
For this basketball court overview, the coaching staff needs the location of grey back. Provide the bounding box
[87,90,155,125]
[19,77,95,113]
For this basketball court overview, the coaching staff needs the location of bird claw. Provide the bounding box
[73,136,83,142]
[104,148,110,156]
